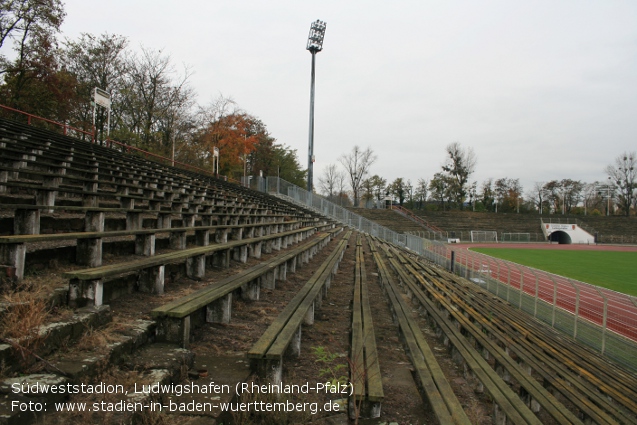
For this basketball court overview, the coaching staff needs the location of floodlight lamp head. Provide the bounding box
[306,20,326,53]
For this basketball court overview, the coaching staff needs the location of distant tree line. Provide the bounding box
[319,144,636,217]
[0,1,306,185]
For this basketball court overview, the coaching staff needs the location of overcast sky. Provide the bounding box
[60,0,637,193]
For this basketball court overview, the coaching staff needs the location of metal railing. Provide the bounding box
[392,204,444,233]
[263,177,637,372]
[407,230,548,243]
[1,104,94,141]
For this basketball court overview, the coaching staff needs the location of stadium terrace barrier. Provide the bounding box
[262,177,637,372]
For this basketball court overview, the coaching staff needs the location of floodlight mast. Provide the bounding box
[306,19,326,193]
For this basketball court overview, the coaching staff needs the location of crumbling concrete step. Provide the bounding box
[0,305,111,374]
[163,354,251,424]
[0,374,68,425]
[0,330,190,425]
[49,319,156,381]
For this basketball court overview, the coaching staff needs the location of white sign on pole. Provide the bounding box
[92,87,112,139]
[93,88,111,108]
[213,147,219,157]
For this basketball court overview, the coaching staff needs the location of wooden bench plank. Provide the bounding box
[384,249,543,425]
[370,238,471,425]
[63,226,315,281]
[248,231,351,361]
[351,242,365,401]
[359,249,383,404]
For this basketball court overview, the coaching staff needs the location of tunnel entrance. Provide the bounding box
[549,230,572,244]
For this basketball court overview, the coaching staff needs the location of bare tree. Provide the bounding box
[494,177,523,213]
[606,152,636,216]
[388,177,407,206]
[527,181,548,214]
[582,182,601,215]
[414,178,428,209]
[318,163,343,200]
[338,145,376,207]
[441,142,477,209]
[1,0,65,74]
[119,46,194,151]
[430,172,453,211]
[61,32,129,140]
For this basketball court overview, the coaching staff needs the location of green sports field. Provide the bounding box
[470,248,637,297]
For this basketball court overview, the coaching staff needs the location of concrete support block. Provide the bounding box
[14,209,40,235]
[278,263,287,281]
[69,278,104,307]
[494,403,507,425]
[170,231,187,250]
[172,202,185,213]
[215,228,229,243]
[36,189,56,213]
[370,402,382,418]
[117,181,129,195]
[156,316,191,349]
[158,213,172,229]
[249,241,262,259]
[1,243,26,280]
[76,238,103,267]
[251,358,282,386]
[241,280,260,301]
[135,234,155,256]
[84,180,98,194]
[288,257,297,274]
[201,215,213,226]
[494,360,511,384]
[126,211,142,230]
[263,240,273,254]
[286,326,302,357]
[0,170,7,193]
[233,245,248,263]
[254,226,264,237]
[183,214,195,227]
[121,196,135,210]
[261,270,276,290]
[213,250,230,269]
[304,301,315,325]
[230,227,243,241]
[139,265,165,294]
[186,254,206,280]
[196,229,210,246]
[84,211,105,232]
[206,293,232,323]
[82,193,98,207]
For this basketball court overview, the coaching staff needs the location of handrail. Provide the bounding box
[0,104,94,140]
[391,205,444,233]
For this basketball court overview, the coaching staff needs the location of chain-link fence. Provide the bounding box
[263,177,637,372]
[407,230,548,243]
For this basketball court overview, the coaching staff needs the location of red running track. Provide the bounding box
[434,243,637,342]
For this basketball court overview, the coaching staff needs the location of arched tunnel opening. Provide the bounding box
[549,230,572,244]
